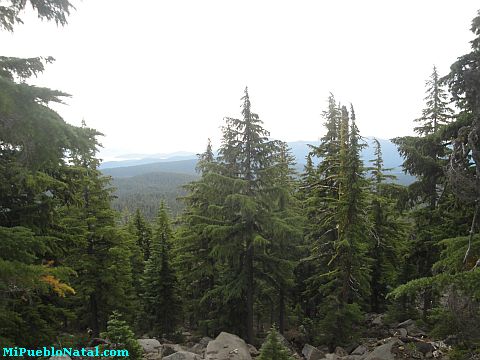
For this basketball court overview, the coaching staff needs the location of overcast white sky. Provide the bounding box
[1,1,479,160]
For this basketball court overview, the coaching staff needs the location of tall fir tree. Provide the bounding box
[368,138,408,313]
[392,65,453,319]
[141,202,182,336]
[304,101,371,348]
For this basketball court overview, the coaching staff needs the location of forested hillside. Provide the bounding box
[111,172,198,220]
[2,2,480,360]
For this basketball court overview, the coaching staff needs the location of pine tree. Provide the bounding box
[390,11,480,348]
[258,326,294,360]
[0,56,93,346]
[101,311,143,360]
[368,138,408,313]
[64,122,137,335]
[304,101,371,347]
[130,209,153,261]
[141,202,182,336]
[177,140,219,335]
[392,66,453,319]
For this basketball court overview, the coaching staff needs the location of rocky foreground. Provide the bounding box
[135,314,454,360]
[50,315,456,360]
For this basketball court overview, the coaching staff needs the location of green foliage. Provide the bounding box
[141,202,182,336]
[303,99,371,347]
[111,171,197,221]
[101,311,142,360]
[258,326,294,360]
[0,0,74,32]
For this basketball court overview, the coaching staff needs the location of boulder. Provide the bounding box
[144,354,163,360]
[392,327,408,338]
[247,343,260,357]
[415,341,435,355]
[397,319,414,328]
[276,332,300,358]
[189,337,212,355]
[406,323,426,337]
[199,336,213,347]
[335,346,348,356]
[372,314,385,326]
[324,354,340,360]
[49,357,72,360]
[137,338,161,353]
[302,343,325,360]
[351,344,368,356]
[163,344,187,357]
[163,351,202,360]
[364,338,402,360]
[205,332,252,360]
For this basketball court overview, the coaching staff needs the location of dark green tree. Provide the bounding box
[258,326,294,360]
[305,102,371,348]
[177,140,219,335]
[0,0,74,31]
[141,202,182,336]
[392,65,453,319]
[64,123,137,335]
[368,138,408,313]
[101,311,143,360]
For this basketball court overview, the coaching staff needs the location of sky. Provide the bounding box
[2,0,479,160]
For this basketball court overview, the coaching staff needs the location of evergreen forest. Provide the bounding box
[2,2,480,360]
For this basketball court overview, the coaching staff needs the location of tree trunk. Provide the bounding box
[246,237,254,344]
[90,292,100,337]
[279,288,285,334]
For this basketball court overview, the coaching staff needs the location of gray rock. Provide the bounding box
[163,351,203,360]
[276,332,299,357]
[247,343,260,357]
[144,353,163,360]
[189,343,206,355]
[324,354,340,360]
[364,338,401,360]
[49,357,72,360]
[164,344,186,356]
[406,323,426,337]
[394,328,408,338]
[351,344,368,355]
[345,356,364,360]
[205,331,252,360]
[302,343,325,360]
[137,338,162,353]
[335,346,348,356]
[397,319,414,328]
[199,336,213,347]
[415,342,434,355]
[372,314,384,326]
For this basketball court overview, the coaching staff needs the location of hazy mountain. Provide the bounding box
[102,137,411,180]
[105,138,413,220]
[100,151,197,169]
[102,159,198,177]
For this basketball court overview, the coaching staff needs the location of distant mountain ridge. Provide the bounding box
[101,137,410,180]
[104,138,414,220]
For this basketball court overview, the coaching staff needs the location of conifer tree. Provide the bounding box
[392,66,453,319]
[177,140,219,335]
[101,311,143,360]
[141,202,182,336]
[304,101,371,347]
[130,209,153,262]
[368,138,408,313]
[258,326,294,360]
[64,123,137,335]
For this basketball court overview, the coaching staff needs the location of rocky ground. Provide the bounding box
[49,314,457,360]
